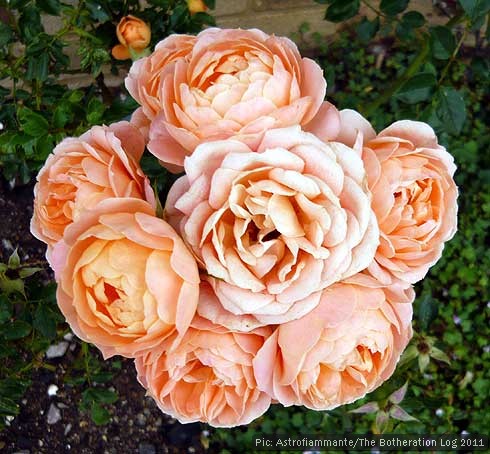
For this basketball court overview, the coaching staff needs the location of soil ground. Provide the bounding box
[0,179,210,453]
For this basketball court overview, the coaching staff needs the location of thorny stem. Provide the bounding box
[437,27,468,86]
[362,13,468,117]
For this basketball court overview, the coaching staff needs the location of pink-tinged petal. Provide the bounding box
[109,121,146,162]
[253,330,279,395]
[304,101,341,142]
[148,116,190,170]
[130,107,151,143]
[197,281,265,332]
[379,120,438,149]
[336,109,376,148]
[299,57,327,123]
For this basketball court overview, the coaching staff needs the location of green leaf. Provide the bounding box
[86,98,105,125]
[85,0,111,22]
[17,108,49,138]
[398,344,418,367]
[357,16,380,42]
[92,372,114,384]
[436,86,467,134]
[380,0,409,15]
[18,267,42,279]
[36,0,61,15]
[0,397,19,417]
[375,411,389,433]
[0,277,25,296]
[402,11,426,28]
[418,295,438,331]
[0,295,11,325]
[324,0,360,22]
[430,346,451,364]
[395,72,436,103]
[93,389,118,404]
[430,26,456,60]
[83,388,118,404]
[3,320,32,340]
[8,249,20,269]
[390,405,418,422]
[33,304,57,339]
[26,53,49,81]
[0,22,14,47]
[418,353,430,372]
[459,0,490,22]
[18,6,42,41]
[350,402,379,414]
[90,402,111,425]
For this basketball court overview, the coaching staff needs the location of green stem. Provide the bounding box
[362,38,430,116]
[361,0,387,18]
[361,11,467,117]
[437,27,468,87]
[82,342,92,385]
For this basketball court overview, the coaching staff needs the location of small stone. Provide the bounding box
[63,332,74,341]
[136,413,147,427]
[21,399,27,405]
[45,341,69,359]
[58,403,69,409]
[47,403,61,425]
[47,384,59,396]
[139,443,156,454]
[188,447,196,453]
[69,343,76,351]
[155,417,162,427]
[64,423,72,435]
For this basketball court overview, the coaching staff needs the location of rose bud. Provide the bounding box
[112,15,151,61]
[187,0,207,15]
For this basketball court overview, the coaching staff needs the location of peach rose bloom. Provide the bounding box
[135,311,272,427]
[360,120,458,284]
[166,126,379,326]
[50,198,200,359]
[253,281,413,410]
[31,122,154,248]
[112,15,151,60]
[126,28,340,170]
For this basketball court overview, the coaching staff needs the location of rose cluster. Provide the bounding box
[32,28,458,427]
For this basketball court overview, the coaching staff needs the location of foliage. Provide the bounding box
[0,0,214,428]
[0,0,488,447]
[0,0,214,185]
[212,6,490,449]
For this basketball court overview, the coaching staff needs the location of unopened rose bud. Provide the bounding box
[112,15,151,61]
[187,0,207,15]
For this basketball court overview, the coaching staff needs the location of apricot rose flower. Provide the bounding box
[50,198,200,359]
[166,126,379,326]
[360,120,458,284]
[126,28,340,170]
[31,122,154,248]
[253,281,413,410]
[135,309,272,427]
